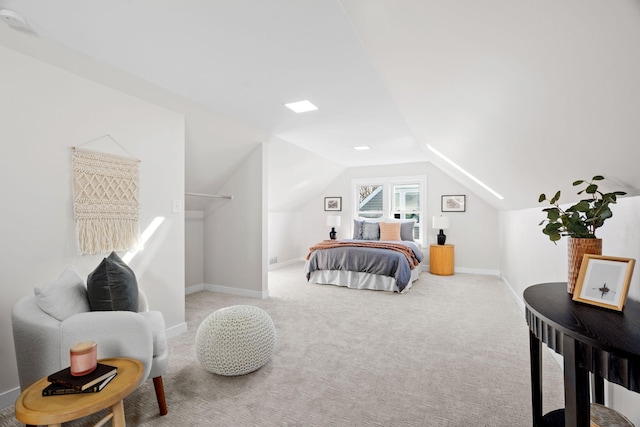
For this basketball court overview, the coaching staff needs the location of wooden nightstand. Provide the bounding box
[429,244,454,275]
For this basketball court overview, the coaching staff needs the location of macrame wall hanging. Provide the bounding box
[72,137,140,255]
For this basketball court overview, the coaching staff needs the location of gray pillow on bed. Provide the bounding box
[353,220,364,239]
[355,219,414,241]
[362,222,380,240]
[400,221,416,241]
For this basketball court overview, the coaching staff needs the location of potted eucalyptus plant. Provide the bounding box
[538,175,626,293]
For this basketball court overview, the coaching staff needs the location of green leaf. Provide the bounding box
[550,233,561,242]
[573,200,591,212]
[599,207,612,220]
[614,191,627,196]
[573,180,584,186]
[543,222,562,234]
[538,194,546,203]
[585,184,598,194]
[592,175,604,181]
[550,191,561,204]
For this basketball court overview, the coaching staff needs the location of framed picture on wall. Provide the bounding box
[441,195,466,212]
[324,197,342,211]
[573,255,635,311]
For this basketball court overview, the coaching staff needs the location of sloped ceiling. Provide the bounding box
[1,0,639,211]
[342,0,640,209]
[268,137,346,212]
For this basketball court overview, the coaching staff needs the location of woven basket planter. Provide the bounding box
[567,237,602,294]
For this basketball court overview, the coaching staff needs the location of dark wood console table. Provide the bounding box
[524,282,640,426]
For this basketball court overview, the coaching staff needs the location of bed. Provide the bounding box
[304,220,424,293]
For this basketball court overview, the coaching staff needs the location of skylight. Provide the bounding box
[426,144,504,200]
[284,100,318,113]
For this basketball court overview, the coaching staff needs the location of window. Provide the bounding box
[356,184,383,219]
[392,183,421,240]
[353,176,426,244]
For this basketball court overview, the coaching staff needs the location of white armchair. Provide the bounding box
[11,277,168,416]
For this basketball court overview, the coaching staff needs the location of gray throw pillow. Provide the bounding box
[362,222,380,240]
[87,251,139,312]
[352,220,364,239]
[34,267,90,321]
[400,221,416,241]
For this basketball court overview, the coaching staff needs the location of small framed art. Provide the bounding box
[572,254,636,311]
[324,197,342,211]
[441,195,466,212]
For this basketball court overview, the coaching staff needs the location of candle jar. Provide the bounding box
[70,341,97,376]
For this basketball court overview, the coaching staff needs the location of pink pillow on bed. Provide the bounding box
[379,222,401,241]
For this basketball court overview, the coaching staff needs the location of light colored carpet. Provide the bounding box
[0,263,564,426]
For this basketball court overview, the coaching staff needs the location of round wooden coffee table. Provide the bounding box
[15,357,144,427]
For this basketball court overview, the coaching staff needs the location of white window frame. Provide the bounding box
[352,175,426,246]
[354,182,385,219]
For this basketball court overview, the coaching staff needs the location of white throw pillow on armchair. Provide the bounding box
[33,267,90,321]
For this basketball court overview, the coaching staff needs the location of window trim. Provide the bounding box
[352,175,426,246]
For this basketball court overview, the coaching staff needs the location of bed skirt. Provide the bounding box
[307,267,421,293]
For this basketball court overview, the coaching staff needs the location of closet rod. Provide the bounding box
[185,192,233,200]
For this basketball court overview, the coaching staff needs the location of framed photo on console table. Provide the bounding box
[441,195,466,212]
[573,254,636,311]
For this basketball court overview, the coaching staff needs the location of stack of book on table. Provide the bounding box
[42,363,117,396]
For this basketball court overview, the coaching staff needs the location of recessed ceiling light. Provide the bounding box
[353,146,371,151]
[426,144,504,200]
[284,100,318,113]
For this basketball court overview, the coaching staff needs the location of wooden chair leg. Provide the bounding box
[153,376,168,416]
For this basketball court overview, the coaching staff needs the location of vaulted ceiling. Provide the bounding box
[2,0,639,211]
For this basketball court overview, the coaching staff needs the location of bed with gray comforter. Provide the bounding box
[304,239,424,292]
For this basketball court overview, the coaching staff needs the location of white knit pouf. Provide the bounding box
[195,305,276,376]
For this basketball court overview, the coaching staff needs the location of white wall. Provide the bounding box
[278,161,500,273]
[203,144,268,298]
[268,212,306,267]
[499,195,640,424]
[0,45,185,408]
[185,211,204,290]
[266,137,346,268]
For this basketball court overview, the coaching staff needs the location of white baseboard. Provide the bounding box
[424,265,500,276]
[185,282,269,299]
[268,258,305,271]
[166,321,187,338]
[185,283,205,295]
[455,267,501,276]
[0,386,20,411]
[203,283,269,299]
[501,275,526,313]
